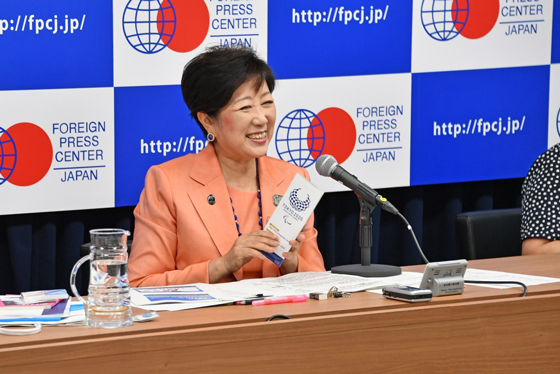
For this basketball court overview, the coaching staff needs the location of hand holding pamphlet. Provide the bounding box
[263,174,324,266]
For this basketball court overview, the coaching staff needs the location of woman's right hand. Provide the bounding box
[209,230,279,283]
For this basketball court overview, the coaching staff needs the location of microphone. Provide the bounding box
[315,154,399,215]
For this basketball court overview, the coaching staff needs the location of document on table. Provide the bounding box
[0,302,85,326]
[238,271,424,296]
[130,285,229,311]
[131,271,425,311]
[464,268,560,289]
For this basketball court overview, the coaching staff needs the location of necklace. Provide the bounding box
[230,159,263,236]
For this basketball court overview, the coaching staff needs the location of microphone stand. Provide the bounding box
[330,198,402,277]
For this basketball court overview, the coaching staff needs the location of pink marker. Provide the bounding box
[252,295,308,306]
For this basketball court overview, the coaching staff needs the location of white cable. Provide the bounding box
[0,323,42,336]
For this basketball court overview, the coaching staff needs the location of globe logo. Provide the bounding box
[0,123,53,187]
[0,127,17,186]
[421,0,499,41]
[289,188,311,212]
[123,0,177,54]
[420,0,468,41]
[275,109,325,168]
[556,107,560,138]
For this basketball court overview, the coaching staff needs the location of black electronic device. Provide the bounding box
[382,286,433,303]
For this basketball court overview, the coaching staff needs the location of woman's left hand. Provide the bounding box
[280,224,311,274]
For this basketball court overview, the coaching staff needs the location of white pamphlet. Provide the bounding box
[263,173,324,266]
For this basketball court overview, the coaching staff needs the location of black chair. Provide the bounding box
[78,239,133,295]
[455,208,522,260]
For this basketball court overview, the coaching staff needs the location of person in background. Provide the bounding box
[128,46,325,286]
[521,143,560,255]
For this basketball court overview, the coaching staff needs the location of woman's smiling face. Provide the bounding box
[205,78,276,163]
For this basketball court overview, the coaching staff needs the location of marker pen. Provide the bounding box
[252,295,308,306]
[236,298,264,305]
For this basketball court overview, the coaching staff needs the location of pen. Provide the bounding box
[236,298,264,305]
[252,295,308,306]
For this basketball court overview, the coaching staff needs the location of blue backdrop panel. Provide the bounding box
[0,1,113,90]
[411,65,549,186]
[114,85,201,207]
[553,0,560,63]
[268,0,413,79]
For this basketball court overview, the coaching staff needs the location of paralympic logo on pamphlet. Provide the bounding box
[282,215,292,225]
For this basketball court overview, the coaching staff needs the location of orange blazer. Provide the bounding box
[129,145,325,287]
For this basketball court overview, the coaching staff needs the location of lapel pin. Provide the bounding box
[273,194,282,206]
[207,195,216,205]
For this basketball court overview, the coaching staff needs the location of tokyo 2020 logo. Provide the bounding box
[0,123,53,186]
[123,0,210,54]
[275,107,356,168]
[289,188,311,212]
[421,0,499,41]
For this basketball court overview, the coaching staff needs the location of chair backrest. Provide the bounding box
[455,208,522,260]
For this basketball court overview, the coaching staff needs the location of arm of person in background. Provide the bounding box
[520,145,560,256]
[522,238,560,255]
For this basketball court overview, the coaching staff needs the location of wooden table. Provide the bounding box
[2,254,560,373]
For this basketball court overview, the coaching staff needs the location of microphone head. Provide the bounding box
[315,154,338,176]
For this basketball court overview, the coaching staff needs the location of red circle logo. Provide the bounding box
[309,107,356,164]
[452,0,499,39]
[0,122,53,186]
[158,0,210,53]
